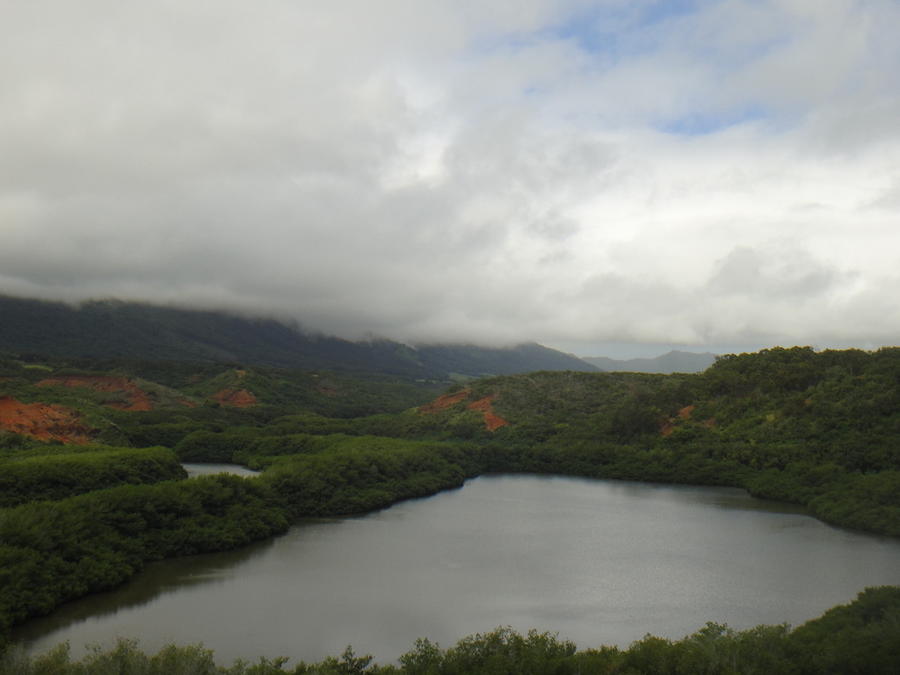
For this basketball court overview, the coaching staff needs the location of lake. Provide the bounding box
[13,474,900,664]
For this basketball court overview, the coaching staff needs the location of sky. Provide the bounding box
[2,1,899,358]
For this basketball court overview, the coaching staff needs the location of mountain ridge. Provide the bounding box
[0,294,596,378]
[583,349,717,373]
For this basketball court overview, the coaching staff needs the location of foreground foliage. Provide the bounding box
[2,587,898,674]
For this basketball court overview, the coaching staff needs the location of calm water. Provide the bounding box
[182,463,260,478]
[13,475,900,664]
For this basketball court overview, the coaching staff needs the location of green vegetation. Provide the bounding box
[0,475,289,643]
[0,436,479,645]
[0,445,186,506]
[441,347,900,537]
[3,345,900,669]
[2,587,898,673]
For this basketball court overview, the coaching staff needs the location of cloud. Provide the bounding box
[1,1,899,353]
[706,245,841,300]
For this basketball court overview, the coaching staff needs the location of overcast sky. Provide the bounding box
[2,1,899,357]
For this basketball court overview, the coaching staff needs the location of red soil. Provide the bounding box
[677,405,696,419]
[38,376,154,412]
[0,396,94,444]
[420,389,509,432]
[419,389,471,414]
[466,395,510,432]
[661,405,697,437]
[212,388,258,407]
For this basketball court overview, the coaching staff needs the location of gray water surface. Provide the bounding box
[13,475,900,664]
[182,463,260,478]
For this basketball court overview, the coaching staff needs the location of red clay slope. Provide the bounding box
[211,388,258,407]
[37,375,154,411]
[420,389,509,431]
[0,396,93,444]
[419,389,472,414]
[466,395,509,431]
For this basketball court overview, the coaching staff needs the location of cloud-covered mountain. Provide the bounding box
[0,295,596,378]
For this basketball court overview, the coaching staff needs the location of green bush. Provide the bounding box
[0,447,186,506]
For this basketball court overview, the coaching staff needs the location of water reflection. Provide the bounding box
[13,539,275,639]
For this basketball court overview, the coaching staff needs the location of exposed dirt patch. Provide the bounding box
[38,376,153,411]
[0,396,94,444]
[467,395,510,432]
[419,389,471,414]
[211,388,258,407]
[316,384,338,397]
[420,389,508,431]
[661,404,698,437]
[660,405,718,436]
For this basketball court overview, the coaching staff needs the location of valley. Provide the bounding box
[2,339,900,672]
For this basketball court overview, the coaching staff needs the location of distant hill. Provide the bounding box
[583,350,717,374]
[0,295,596,378]
[411,346,900,536]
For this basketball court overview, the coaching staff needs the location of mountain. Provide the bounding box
[583,350,717,374]
[413,342,597,377]
[0,295,596,378]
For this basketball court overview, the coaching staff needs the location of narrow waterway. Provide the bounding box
[181,462,260,478]
[14,475,900,664]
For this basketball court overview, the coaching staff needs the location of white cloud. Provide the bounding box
[1,1,899,352]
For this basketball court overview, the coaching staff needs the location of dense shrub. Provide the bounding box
[0,447,186,506]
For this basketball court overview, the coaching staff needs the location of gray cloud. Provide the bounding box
[1,1,899,354]
[706,245,841,300]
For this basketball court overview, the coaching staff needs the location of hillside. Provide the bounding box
[0,295,595,378]
[0,354,445,448]
[3,345,900,661]
[4,346,899,538]
[583,349,717,373]
[412,346,900,536]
